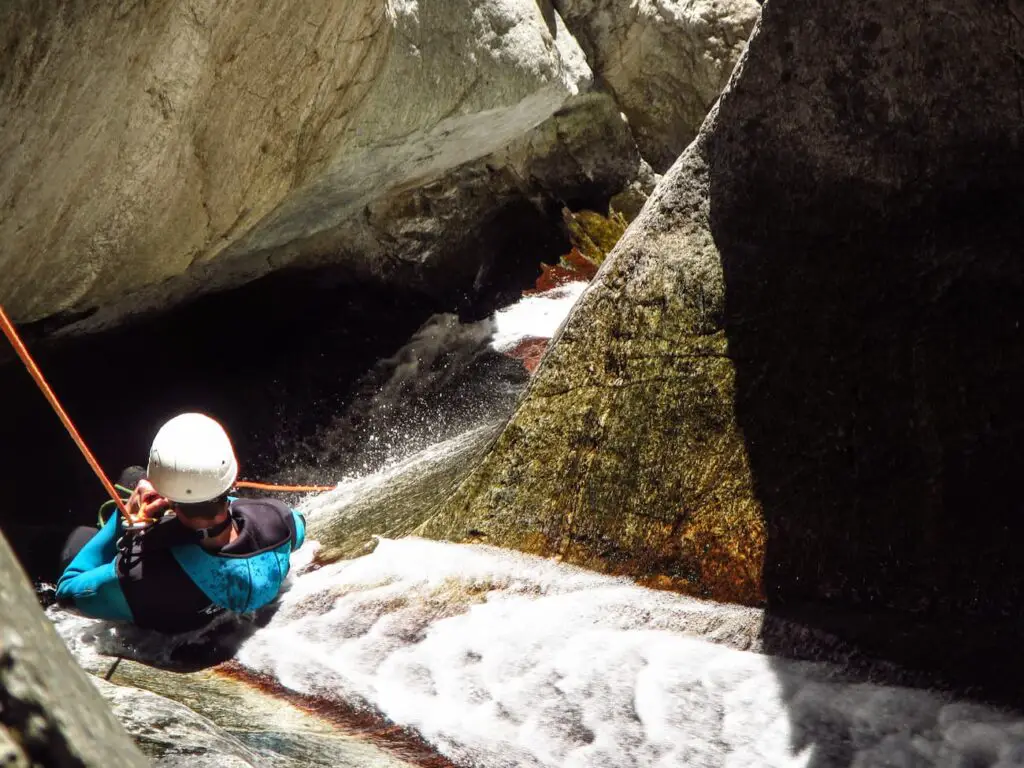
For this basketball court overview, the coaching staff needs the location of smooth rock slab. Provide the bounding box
[0,0,604,334]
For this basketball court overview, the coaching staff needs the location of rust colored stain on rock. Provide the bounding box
[216,662,458,768]
[504,336,550,373]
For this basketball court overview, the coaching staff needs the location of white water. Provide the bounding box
[52,534,1024,767]
[47,285,1024,767]
[489,282,588,352]
[227,537,1024,768]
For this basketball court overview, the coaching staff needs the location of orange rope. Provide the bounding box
[0,305,132,524]
[235,480,335,493]
[0,305,335,508]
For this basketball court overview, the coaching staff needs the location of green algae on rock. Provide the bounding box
[528,207,629,294]
[420,122,767,606]
[562,207,628,268]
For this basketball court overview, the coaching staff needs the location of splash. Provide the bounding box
[261,281,586,486]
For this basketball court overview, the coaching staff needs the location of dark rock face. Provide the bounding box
[715,0,1024,619]
[424,0,1024,697]
[714,0,1024,697]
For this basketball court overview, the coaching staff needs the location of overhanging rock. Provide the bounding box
[1,0,641,335]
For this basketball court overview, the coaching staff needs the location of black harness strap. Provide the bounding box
[196,515,233,540]
[116,517,219,633]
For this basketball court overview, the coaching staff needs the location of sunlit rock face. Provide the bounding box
[0,0,644,336]
[423,0,1024,691]
[552,0,761,171]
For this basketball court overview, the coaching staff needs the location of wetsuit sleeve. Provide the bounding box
[55,514,134,622]
[291,509,306,550]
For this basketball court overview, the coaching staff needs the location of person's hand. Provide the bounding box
[126,479,171,525]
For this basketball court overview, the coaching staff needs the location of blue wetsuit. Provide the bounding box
[56,498,305,633]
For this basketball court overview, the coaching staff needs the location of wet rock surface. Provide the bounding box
[92,677,265,767]
[54,614,430,768]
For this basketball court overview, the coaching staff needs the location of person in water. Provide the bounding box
[56,412,305,634]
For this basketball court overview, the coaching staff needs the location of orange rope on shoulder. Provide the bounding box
[235,480,335,493]
[0,305,132,524]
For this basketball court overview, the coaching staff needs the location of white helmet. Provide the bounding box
[147,413,238,503]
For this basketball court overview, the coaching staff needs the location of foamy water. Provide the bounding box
[490,282,588,352]
[229,538,1024,768]
[50,535,1024,768]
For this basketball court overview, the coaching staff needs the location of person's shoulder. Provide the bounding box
[230,496,292,519]
[229,496,300,550]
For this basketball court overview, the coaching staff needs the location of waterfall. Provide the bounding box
[258,282,588,487]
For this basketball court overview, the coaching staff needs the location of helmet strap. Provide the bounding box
[196,514,233,541]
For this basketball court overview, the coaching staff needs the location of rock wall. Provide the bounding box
[422,0,1024,671]
[0,0,632,335]
[0,0,759,337]
[421,113,766,604]
[552,0,760,171]
[0,531,146,767]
